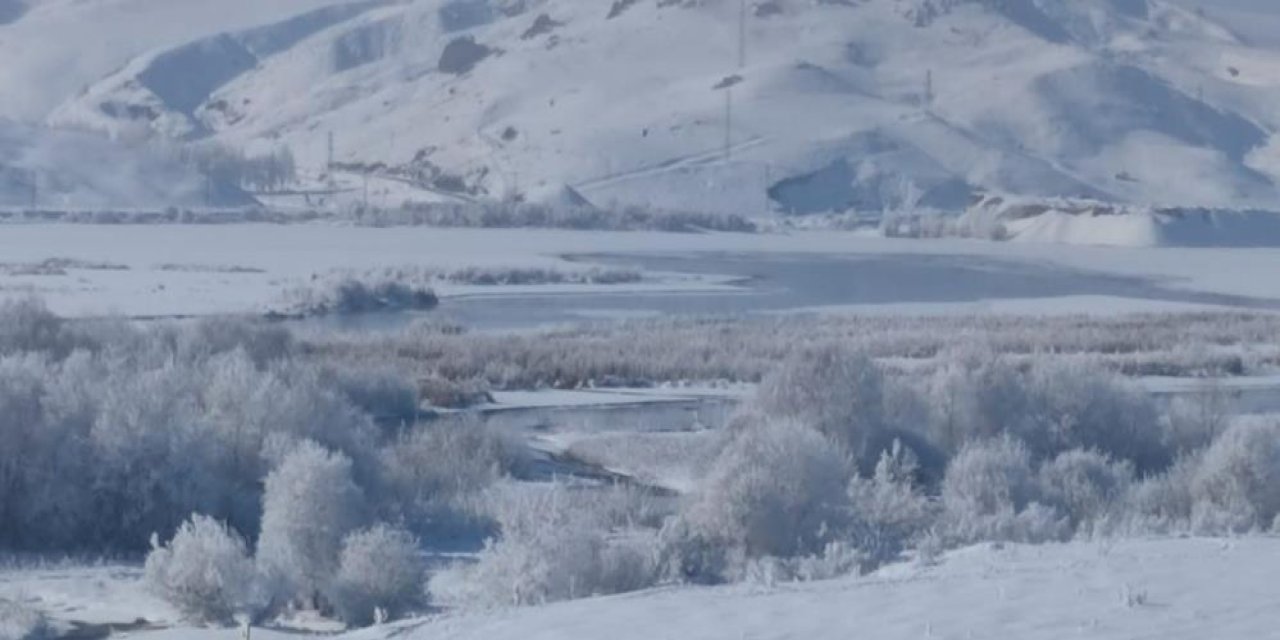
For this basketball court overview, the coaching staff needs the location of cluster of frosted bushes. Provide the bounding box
[429,347,1279,608]
[434,483,667,608]
[0,208,320,225]
[655,347,1280,585]
[357,201,757,233]
[285,278,439,316]
[0,297,521,626]
[320,312,1279,392]
[368,264,645,287]
[9,295,1280,621]
[0,201,756,233]
[443,345,1280,603]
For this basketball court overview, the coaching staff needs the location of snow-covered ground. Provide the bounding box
[2,225,1280,320]
[11,537,1280,640]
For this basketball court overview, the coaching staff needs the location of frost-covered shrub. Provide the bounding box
[327,524,425,627]
[0,353,96,550]
[847,440,935,566]
[921,352,1032,455]
[1022,362,1167,473]
[416,374,493,409]
[1124,454,1199,535]
[682,420,853,559]
[180,317,294,367]
[0,599,50,640]
[291,279,439,316]
[0,296,67,357]
[737,540,865,586]
[379,417,519,537]
[753,347,887,466]
[327,366,420,423]
[1190,420,1280,534]
[257,442,366,608]
[1038,449,1133,533]
[1162,384,1232,456]
[923,354,1167,472]
[88,363,214,547]
[940,437,1068,544]
[144,514,268,625]
[438,484,662,609]
[943,437,1038,517]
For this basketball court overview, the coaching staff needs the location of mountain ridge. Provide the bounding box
[5,0,1280,213]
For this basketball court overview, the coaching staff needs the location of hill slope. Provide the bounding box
[7,0,1280,213]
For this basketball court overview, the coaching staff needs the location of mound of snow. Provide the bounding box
[962,194,1280,247]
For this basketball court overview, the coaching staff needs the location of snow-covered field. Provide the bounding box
[2,224,1280,320]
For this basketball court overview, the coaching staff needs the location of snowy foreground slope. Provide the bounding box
[8,0,1280,213]
[52,538,1280,640]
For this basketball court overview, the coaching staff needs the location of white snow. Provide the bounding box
[41,537,1280,640]
[961,194,1280,248]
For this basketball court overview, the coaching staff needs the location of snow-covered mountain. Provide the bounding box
[7,0,1280,214]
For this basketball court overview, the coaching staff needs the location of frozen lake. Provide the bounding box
[313,251,1280,332]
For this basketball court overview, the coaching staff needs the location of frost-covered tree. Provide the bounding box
[847,440,934,566]
[1023,361,1167,473]
[257,441,366,608]
[683,419,853,559]
[379,417,516,536]
[753,346,887,467]
[940,436,1068,544]
[327,524,425,626]
[88,364,217,549]
[0,297,66,357]
[144,514,267,625]
[1190,420,1280,534]
[943,436,1038,517]
[437,484,661,609]
[1038,449,1133,532]
[923,354,1167,472]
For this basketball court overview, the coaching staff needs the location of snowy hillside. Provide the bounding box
[6,0,1280,215]
[384,538,1280,640]
[13,538,1280,640]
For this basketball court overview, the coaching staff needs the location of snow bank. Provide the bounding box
[340,538,1280,640]
[962,194,1280,247]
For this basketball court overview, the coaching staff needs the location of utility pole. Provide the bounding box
[725,0,747,162]
[28,170,37,210]
[724,88,733,161]
[925,69,934,108]
[327,131,335,170]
